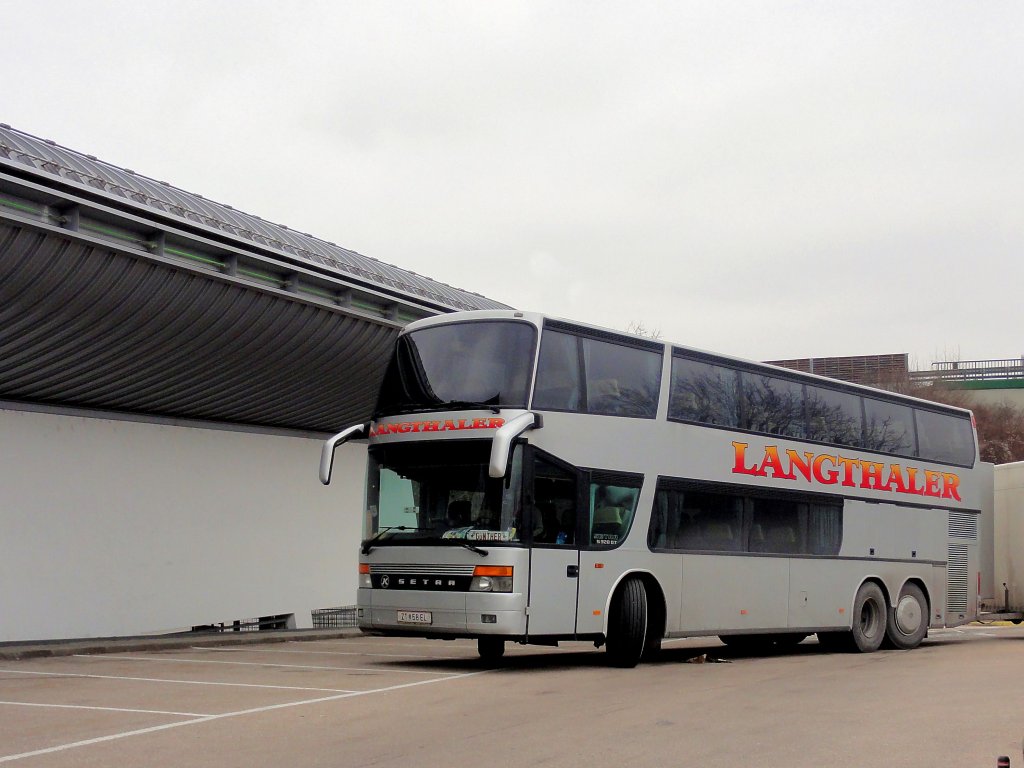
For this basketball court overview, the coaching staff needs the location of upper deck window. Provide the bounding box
[915,409,975,466]
[806,385,863,447]
[668,357,740,427]
[376,320,536,415]
[740,372,806,439]
[863,397,916,456]
[533,325,661,418]
[669,349,975,467]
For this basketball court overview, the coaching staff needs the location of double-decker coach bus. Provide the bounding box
[320,311,989,667]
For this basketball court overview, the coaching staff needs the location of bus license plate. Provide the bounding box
[397,610,432,625]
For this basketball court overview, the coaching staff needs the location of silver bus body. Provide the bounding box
[323,310,988,664]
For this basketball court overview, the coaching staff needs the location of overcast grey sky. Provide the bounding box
[3,1,1021,368]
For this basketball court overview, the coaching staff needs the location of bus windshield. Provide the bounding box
[365,441,524,546]
[375,320,536,415]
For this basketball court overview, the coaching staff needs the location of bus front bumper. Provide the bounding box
[358,588,527,636]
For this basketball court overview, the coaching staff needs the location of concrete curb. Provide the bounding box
[0,628,364,661]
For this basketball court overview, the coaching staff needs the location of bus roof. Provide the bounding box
[400,310,974,419]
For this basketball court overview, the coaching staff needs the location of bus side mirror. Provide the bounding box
[320,423,369,485]
[489,412,541,478]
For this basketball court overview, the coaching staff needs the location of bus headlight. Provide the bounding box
[470,565,513,593]
[359,563,371,589]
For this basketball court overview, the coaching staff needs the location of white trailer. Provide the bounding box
[990,461,1024,617]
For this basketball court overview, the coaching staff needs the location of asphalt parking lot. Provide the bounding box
[1,626,1023,767]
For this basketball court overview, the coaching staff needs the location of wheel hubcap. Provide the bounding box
[860,600,880,638]
[895,595,922,635]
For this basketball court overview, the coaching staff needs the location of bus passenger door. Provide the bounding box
[527,455,580,637]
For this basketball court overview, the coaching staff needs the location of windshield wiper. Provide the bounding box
[459,542,489,557]
[361,526,426,555]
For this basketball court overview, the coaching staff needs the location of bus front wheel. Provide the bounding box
[477,636,505,661]
[606,577,648,668]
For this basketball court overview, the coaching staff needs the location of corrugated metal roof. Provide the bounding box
[0,217,396,431]
[0,123,508,313]
[0,123,512,431]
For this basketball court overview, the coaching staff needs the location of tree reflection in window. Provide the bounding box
[863,398,916,455]
[806,385,863,448]
[669,357,740,426]
[535,330,661,418]
[741,374,805,438]
[666,351,969,464]
[581,337,661,418]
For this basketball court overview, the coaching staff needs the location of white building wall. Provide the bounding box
[0,407,364,642]
[994,460,1024,612]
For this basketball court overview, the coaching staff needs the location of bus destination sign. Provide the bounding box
[369,417,505,438]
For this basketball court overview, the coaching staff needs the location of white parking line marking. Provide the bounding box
[0,669,485,764]
[0,669,357,694]
[0,701,211,717]
[81,655,463,676]
[195,646,468,660]
[296,639,585,654]
[303,639,476,650]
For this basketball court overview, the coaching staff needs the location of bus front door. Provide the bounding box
[527,456,580,637]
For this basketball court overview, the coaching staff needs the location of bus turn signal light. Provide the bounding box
[358,562,371,589]
[473,565,513,577]
[470,565,513,593]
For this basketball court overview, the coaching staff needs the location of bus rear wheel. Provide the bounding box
[477,636,505,661]
[884,583,928,650]
[850,581,887,652]
[606,577,648,668]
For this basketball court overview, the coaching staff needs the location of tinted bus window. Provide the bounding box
[649,480,843,556]
[648,486,744,552]
[535,330,661,418]
[805,500,843,556]
[377,321,535,414]
[588,477,642,548]
[806,385,863,447]
[582,337,661,418]
[669,357,740,427]
[533,331,582,412]
[748,498,841,556]
[741,373,806,438]
[915,409,975,466]
[864,397,916,456]
[748,496,801,554]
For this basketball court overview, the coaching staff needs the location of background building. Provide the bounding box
[766,353,909,389]
[0,125,507,642]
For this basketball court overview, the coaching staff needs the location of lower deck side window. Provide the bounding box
[648,479,842,556]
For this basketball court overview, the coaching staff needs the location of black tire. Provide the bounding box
[850,581,888,653]
[477,636,505,661]
[642,631,662,661]
[884,583,928,650]
[606,577,648,668]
